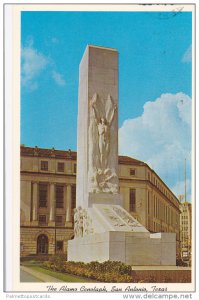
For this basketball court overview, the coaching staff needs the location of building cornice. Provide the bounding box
[21,170,76,178]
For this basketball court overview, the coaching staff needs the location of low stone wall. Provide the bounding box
[131,269,191,283]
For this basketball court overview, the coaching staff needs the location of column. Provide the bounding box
[66,184,72,223]
[32,181,38,224]
[49,182,55,226]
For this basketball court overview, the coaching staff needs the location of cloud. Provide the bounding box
[182,45,192,63]
[21,44,49,90]
[52,71,66,86]
[21,38,66,91]
[119,92,192,198]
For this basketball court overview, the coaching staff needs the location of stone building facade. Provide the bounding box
[20,145,181,258]
[180,201,192,265]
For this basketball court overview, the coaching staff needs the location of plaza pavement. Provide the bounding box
[20,266,64,282]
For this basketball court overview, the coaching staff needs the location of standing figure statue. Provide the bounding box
[90,93,117,170]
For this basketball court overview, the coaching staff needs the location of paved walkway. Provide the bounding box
[20,268,42,282]
[20,266,64,282]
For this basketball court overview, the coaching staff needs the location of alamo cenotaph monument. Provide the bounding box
[68,45,176,265]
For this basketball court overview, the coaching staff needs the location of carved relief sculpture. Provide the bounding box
[83,209,94,236]
[112,206,142,228]
[90,93,117,170]
[74,207,94,238]
[89,93,119,194]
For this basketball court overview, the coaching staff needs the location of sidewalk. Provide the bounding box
[20,266,64,282]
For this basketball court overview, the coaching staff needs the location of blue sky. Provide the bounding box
[21,10,192,199]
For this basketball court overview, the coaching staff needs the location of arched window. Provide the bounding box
[37,234,48,254]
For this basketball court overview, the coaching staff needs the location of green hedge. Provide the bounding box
[43,255,132,282]
[42,255,191,283]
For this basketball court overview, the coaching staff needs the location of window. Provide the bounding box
[41,161,48,171]
[39,215,47,225]
[56,241,64,253]
[129,189,136,212]
[55,215,63,225]
[130,169,136,176]
[71,185,76,209]
[56,185,64,208]
[57,162,64,172]
[39,183,48,207]
[73,163,77,173]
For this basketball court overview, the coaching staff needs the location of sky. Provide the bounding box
[21,10,192,200]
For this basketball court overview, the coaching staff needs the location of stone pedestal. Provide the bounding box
[68,232,176,266]
[68,204,176,265]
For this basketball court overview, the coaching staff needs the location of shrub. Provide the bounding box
[48,254,67,272]
[43,259,133,282]
[85,260,132,276]
[63,260,133,282]
[43,261,53,269]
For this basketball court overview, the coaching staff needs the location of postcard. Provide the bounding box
[3,2,196,298]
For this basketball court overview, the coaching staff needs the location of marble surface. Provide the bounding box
[68,204,176,265]
[68,230,176,265]
[76,45,119,208]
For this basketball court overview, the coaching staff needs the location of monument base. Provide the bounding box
[68,204,176,266]
[68,231,176,265]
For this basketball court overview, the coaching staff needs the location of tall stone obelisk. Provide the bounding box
[76,45,122,208]
[68,45,176,266]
